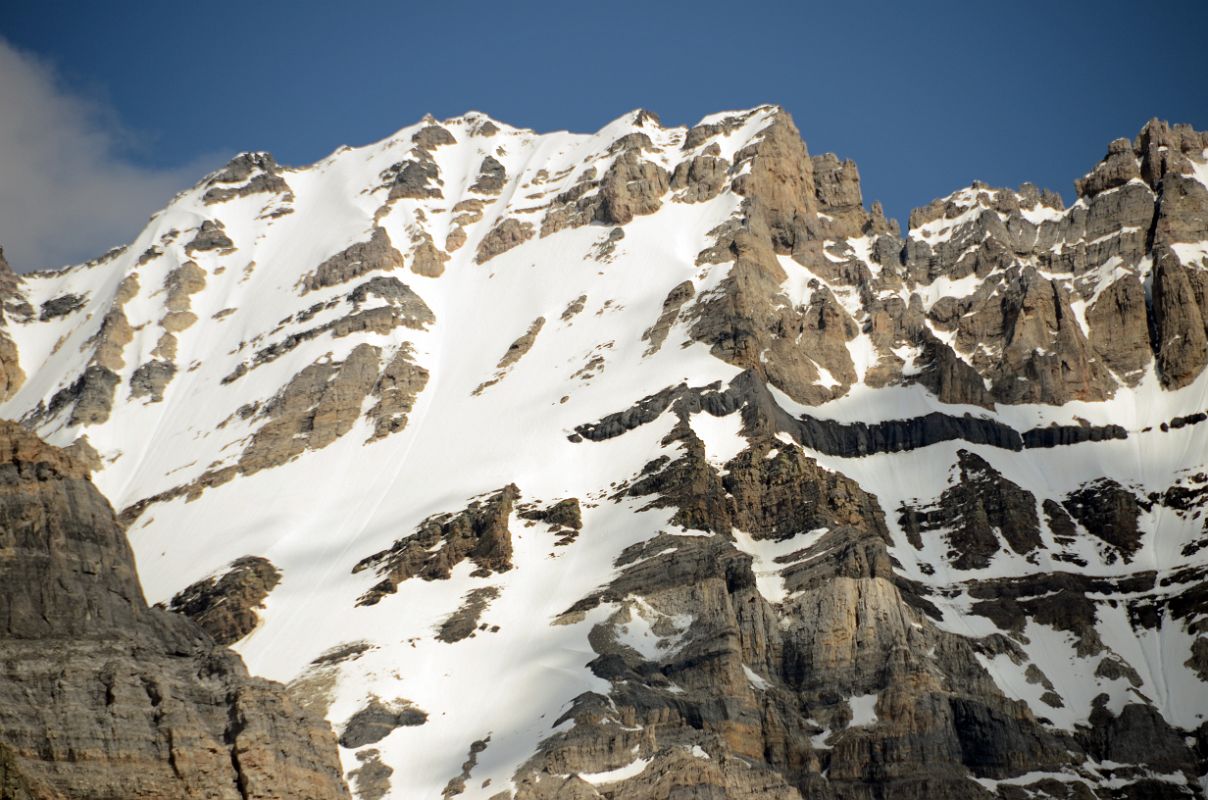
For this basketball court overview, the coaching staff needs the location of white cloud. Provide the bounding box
[0,39,226,272]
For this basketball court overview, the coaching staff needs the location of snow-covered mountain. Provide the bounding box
[2,105,1207,799]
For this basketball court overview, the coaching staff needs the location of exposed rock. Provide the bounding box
[436,586,501,643]
[339,698,427,748]
[470,155,507,194]
[0,420,349,800]
[301,228,404,293]
[641,280,694,356]
[365,342,428,442]
[952,267,1116,404]
[1084,272,1152,385]
[410,237,449,277]
[596,150,670,225]
[128,359,176,403]
[1062,478,1144,562]
[239,344,382,475]
[560,294,587,321]
[185,219,235,253]
[519,498,582,545]
[1076,137,1143,197]
[412,123,456,150]
[475,218,534,264]
[386,150,443,200]
[38,294,86,321]
[224,277,433,383]
[899,450,1042,570]
[353,485,518,606]
[203,152,291,204]
[163,556,283,645]
[348,749,392,800]
[442,737,489,799]
[474,316,544,394]
[518,498,582,532]
[670,149,731,203]
[47,365,121,427]
[548,422,1075,799]
[0,332,23,404]
[726,437,887,541]
[1152,249,1208,388]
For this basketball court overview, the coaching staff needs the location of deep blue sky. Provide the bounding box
[2,0,1206,268]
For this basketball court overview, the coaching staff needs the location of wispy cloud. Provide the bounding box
[0,39,226,272]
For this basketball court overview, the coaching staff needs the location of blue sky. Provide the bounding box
[2,0,1206,269]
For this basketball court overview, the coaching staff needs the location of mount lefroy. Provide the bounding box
[1,106,1207,799]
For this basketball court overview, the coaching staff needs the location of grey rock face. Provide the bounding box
[0,421,349,800]
[185,219,235,253]
[1152,249,1208,388]
[899,450,1042,570]
[203,152,291,204]
[38,294,86,321]
[338,698,427,749]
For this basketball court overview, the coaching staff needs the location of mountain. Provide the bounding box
[0,419,349,799]
[1,105,1207,799]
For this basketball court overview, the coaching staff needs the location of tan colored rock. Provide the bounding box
[0,332,23,402]
[670,151,731,203]
[475,218,534,264]
[301,228,404,292]
[240,343,382,474]
[474,316,545,394]
[410,237,449,277]
[366,344,429,441]
[184,219,234,253]
[596,150,669,225]
[641,280,694,355]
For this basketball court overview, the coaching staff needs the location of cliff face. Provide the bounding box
[0,420,349,800]
[0,108,1206,799]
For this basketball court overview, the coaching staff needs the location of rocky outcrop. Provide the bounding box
[475,218,534,264]
[353,485,518,606]
[474,316,545,393]
[1062,478,1145,563]
[533,421,1081,799]
[128,358,176,403]
[541,138,670,235]
[38,293,85,321]
[164,555,283,645]
[338,698,427,749]
[0,420,349,800]
[641,280,694,356]
[203,152,291,205]
[436,586,501,643]
[366,344,429,441]
[300,228,405,293]
[670,145,730,203]
[469,156,507,195]
[1084,272,1152,385]
[899,450,1042,570]
[185,219,235,254]
[1152,249,1208,388]
[0,252,23,400]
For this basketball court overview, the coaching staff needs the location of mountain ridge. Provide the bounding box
[0,106,1206,799]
